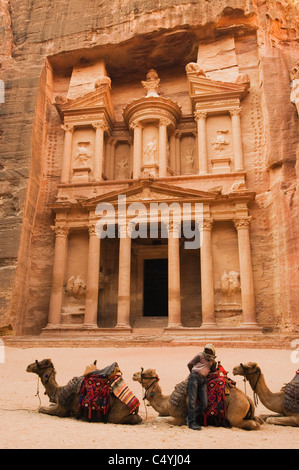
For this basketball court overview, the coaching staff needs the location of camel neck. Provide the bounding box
[247,371,283,414]
[40,369,59,402]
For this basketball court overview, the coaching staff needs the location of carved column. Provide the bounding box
[131,121,143,179]
[84,224,101,327]
[230,108,244,171]
[167,221,182,328]
[106,137,115,180]
[234,217,258,327]
[116,224,132,329]
[61,124,74,183]
[199,218,216,327]
[47,225,69,326]
[159,119,169,177]
[169,132,176,172]
[175,130,181,175]
[93,120,107,181]
[194,111,208,174]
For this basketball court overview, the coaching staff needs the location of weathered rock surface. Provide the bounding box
[0,0,298,336]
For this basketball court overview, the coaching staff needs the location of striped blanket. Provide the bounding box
[110,374,140,413]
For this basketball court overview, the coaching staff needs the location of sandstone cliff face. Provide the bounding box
[0,0,298,335]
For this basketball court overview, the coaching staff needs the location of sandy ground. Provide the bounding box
[0,344,298,450]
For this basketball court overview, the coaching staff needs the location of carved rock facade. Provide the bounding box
[0,0,298,341]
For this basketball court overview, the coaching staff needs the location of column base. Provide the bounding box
[200,322,218,329]
[115,323,132,332]
[165,322,183,330]
[83,323,98,329]
[42,323,62,330]
[241,322,262,330]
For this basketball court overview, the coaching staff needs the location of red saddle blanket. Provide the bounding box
[79,374,110,422]
[202,369,227,426]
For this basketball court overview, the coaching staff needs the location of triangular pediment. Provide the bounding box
[56,82,115,122]
[187,75,249,104]
[83,181,220,209]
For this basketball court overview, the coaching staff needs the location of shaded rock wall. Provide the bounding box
[0,0,298,334]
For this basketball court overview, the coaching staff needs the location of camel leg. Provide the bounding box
[234,419,261,430]
[266,415,299,426]
[107,410,142,424]
[38,404,69,417]
[253,416,264,425]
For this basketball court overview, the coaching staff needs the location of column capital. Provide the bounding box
[88,223,98,236]
[159,118,171,127]
[61,123,74,133]
[51,225,69,237]
[229,107,242,117]
[234,216,252,230]
[107,136,116,145]
[175,130,182,138]
[118,223,134,238]
[130,120,143,130]
[166,220,181,234]
[92,120,108,131]
[194,110,208,120]
[198,218,214,231]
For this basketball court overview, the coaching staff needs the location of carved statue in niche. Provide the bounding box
[65,275,86,299]
[181,136,195,173]
[116,158,129,179]
[210,130,229,153]
[141,69,160,97]
[115,143,130,179]
[74,142,92,168]
[220,270,241,301]
[144,140,158,164]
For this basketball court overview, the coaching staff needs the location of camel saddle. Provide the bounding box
[283,370,299,414]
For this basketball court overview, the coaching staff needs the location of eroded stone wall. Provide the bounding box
[0,0,298,335]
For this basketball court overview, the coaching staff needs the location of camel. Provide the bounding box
[133,368,263,430]
[26,359,142,425]
[233,362,299,427]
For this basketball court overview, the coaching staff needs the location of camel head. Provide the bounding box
[132,368,159,388]
[232,362,261,378]
[26,358,55,376]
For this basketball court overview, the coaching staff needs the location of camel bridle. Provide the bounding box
[35,360,55,384]
[34,360,57,404]
[139,367,159,400]
[240,363,261,406]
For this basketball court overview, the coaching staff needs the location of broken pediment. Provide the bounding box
[185,64,249,112]
[55,78,115,125]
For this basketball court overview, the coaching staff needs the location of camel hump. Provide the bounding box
[169,379,189,407]
[283,371,299,414]
[57,376,84,406]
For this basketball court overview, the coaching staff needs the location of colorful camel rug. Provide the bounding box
[79,374,110,421]
[110,374,140,414]
[170,367,228,427]
[201,371,227,427]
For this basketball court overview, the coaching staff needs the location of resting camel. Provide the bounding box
[133,368,262,430]
[27,359,142,424]
[233,362,299,427]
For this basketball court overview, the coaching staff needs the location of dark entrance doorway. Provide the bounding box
[143,258,168,317]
